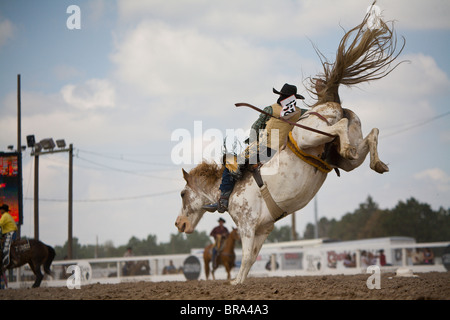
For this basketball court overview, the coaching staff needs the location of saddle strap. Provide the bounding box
[252,169,288,222]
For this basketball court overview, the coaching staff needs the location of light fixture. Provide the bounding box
[39,138,55,150]
[26,135,36,148]
[34,143,43,153]
[56,139,66,148]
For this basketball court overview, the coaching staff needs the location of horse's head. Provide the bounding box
[175,167,214,234]
[230,227,241,241]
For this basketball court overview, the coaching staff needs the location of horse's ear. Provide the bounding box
[182,168,198,191]
[182,168,190,182]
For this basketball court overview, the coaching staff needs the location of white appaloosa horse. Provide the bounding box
[175,12,404,284]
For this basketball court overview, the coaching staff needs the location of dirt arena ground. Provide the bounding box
[0,272,448,301]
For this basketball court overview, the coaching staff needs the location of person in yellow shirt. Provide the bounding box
[0,204,18,269]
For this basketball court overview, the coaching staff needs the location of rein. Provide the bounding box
[235,102,336,138]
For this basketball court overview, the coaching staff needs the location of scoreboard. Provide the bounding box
[0,152,22,224]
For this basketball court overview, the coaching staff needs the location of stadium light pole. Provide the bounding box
[17,74,23,238]
[29,136,74,259]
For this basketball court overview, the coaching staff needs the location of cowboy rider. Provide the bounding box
[210,217,229,268]
[0,204,18,271]
[203,83,307,213]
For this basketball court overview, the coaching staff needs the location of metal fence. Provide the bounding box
[4,238,449,289]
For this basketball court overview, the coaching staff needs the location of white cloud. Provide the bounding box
[379,53,450,97]
[380,0,450,30]
[112,21,269,97]
[414,168,450,193]
[0,19,14,49]
[415,168,449,183]
[110,19,319,113]
[338,53,450,134]
[61,79,116,110]
[441,130,450,143]
[53,65,84,81]
[116,0,450,42]
[116,0,366,39]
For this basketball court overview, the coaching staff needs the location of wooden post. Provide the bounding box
[68,144,73,259]
[34,155,39,240]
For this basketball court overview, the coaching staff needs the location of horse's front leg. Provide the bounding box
[225,264,231,280]
[231,232,269,285]
[211,265,216,280]
[231,234,253,285]
[204,260,210,280]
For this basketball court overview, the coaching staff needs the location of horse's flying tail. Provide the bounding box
[308,1,406,106]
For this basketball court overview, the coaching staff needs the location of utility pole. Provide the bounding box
[314,196,319,239]
[17,74,24,237]
[291,212,297,240]
[30,137,73,258]
[34,154,39,240]
[68,143,73,259]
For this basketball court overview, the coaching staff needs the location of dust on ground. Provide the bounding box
[1,272,448,300]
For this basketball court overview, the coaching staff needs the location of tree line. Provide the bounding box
[54,196,449,260]
[302,196,450,242]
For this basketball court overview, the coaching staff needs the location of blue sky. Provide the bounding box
[1,0,449,248]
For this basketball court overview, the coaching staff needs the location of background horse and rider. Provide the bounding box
[203,228,240,280]
[1,238,55,288]
[176,7,405,285]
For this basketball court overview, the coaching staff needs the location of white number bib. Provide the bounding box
[280,95,297,117]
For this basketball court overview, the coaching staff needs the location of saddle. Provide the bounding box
[12,239,31,253]
[1,239,30,267]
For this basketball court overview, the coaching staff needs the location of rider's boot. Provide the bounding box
[202,190,232,213]
[202,162,246,213]
[213,255,219,269]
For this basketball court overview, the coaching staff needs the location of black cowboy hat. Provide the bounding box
[218,218,226,223]
[273,83,305,100]
[0,204,9,211]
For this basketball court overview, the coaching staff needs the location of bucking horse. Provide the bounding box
[176,6,405,284]
[1,238,55,288]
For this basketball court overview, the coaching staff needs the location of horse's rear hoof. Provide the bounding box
[372,160,389,174]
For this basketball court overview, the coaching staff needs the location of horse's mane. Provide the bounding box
[306,1,406,106]
[188,161,224,189]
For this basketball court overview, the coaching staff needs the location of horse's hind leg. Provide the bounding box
[366,128,389,173]
[337,128,388,174]
[29,261,44,288]
[322,118,358,160]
